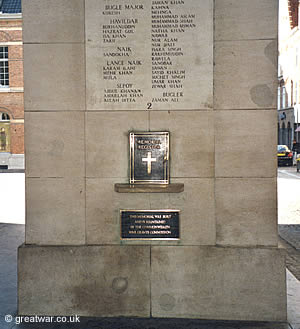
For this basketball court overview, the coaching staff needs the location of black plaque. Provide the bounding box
[121,210,180,240]
[130,132,169,184]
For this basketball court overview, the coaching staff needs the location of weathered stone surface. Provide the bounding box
[150,111,214,178]
[25,112,84,178]
[26,178,85,245]
[86,178,150,244]
[23,0,84,43]
[86,112,148,178]
[151,246,287,321]
[215,110,277,178]
[85,0,213,111]
[216,178,278,246]
[24,44,85,111]
[215,0,278,41]
[214,40,277,109]
[18,245,150,317]
[86,178,215,246]
[149,178,215,245]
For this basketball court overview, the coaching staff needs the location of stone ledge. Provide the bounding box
[114,183,184,193]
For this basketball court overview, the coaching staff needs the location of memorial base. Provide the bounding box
[18,244,287,321]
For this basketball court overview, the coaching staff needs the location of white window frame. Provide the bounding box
[283,86,286,108]
[0,46,9,88]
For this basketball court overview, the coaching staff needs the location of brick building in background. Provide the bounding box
[0,0,23,169]
[278,0,300,150]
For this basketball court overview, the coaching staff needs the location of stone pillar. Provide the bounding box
[19,0,287,321]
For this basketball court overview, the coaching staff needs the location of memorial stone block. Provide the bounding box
[19,0,286,322]
[86,0,213,110]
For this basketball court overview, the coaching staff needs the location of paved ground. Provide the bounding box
[0,173,25,224]
[278,166,300,225]
[280,237,300,282]
[279,226,300,250]
[278,167,300,284]
[287,270,300,329]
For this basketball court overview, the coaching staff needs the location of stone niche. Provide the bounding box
[19,0,286,321]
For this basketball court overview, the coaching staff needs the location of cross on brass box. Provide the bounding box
[130,132,169,184]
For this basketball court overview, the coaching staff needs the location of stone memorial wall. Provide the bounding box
[19,0,287,322]
[86,0,212,110]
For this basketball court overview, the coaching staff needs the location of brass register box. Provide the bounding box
[130,132,169,184]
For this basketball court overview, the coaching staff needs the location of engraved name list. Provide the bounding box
[86,0,212,110]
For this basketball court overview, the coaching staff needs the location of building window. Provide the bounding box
[0,111,10,152]
[288,122,292,149]
[0,46,9,87]
[282,122,286,146]
[1,113,10,121]
[283,86,286,108]
[291,80,294,106]
[0,127,7,151]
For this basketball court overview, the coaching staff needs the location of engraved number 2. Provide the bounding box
[147,102,152,109]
